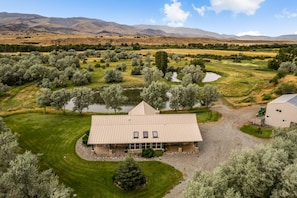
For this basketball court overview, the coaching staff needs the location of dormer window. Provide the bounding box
[143,131,148,138]
[152,131,158,138]
[133,131,139,139]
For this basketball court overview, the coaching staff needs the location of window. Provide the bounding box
[152,131,158,138]
[143,131,148,138]
[133,131,139,139]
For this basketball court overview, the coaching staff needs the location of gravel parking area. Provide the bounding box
[75,100,269,197]
[161,100,270,198]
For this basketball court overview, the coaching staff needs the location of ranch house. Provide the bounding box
[87,101,203,155]
[265,94,297,128]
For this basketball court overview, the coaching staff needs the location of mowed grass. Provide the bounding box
[4,113,182,198]
[240,124,273,138]
[161,107,222,123]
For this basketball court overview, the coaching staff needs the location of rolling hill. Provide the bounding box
[0,12,297,41]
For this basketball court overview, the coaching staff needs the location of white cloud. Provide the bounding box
[236,31,262,36]
[163,0,190,27]
[295,31,297,35]
[149,18,156,24]
[192,5,207,16]
[193,0,265,16]
[275,9,297,19]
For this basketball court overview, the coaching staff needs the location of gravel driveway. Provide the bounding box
[75,100,269,197]
[161,100,270,198]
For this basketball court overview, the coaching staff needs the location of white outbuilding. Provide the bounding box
[264,94,297,128]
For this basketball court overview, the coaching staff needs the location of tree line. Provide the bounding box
[1,42,296,53]
[37,82,219,114]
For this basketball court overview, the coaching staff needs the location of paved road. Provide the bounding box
[161,101,270,198]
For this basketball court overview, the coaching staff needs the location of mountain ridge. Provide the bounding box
[1,12,297,41]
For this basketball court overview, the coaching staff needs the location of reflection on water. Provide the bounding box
[202,72,221,82]
[171,72,221,83]
[65,72,220,113]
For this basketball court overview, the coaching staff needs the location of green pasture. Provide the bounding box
[4,113,183,198]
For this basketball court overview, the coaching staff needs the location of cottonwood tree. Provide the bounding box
[278,61,297,74]
[50,89,72,114]
[181,73,193,87]
[104,69,123,83]
[200,85,219,107]
[155,51,168,75]
[180,84,201,109]
[113,156,146,190]
[100,84,128,113]
[140,81,168,109]
[185,128,297,198]
[36,88,52,114]
[181,65,205,84]
[0,151,72,197]
[169,85,185,111]
[0,117,18,169]
[72,69,91,86]
[71,87,94,114]
[142,67,163,85]
[0,82,9,95]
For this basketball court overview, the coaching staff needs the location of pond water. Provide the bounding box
[65,72,220,113]
[171,72,221,83]
[202,72,221,82]
[65,93,199,113]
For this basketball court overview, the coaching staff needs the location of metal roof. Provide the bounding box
[128,101,159,115]
[269,94,297,107]
[88,101,202,145]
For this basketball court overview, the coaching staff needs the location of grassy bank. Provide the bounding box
[240,124,273,138]
[4,113,182,198]
[161,107,222,123]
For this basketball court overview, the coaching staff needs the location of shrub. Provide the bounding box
[82,130,90,146]
[141,148,154,158]
[262,93,272,100]
[154,150,163,157]
[275,83,297,95]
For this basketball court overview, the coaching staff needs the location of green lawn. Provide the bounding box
[4,113,182,198]
[161,107,222,123]
[240,124,273,138]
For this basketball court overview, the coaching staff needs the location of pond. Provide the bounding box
[65,93,200,113]
[171,72,221,83]
[202,72,221,82]
[65,72,219,113]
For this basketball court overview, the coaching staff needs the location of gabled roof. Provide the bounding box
[269,94,297,107]
[88,114,202,145]
[88,101,202,145]
[128,101,159,115]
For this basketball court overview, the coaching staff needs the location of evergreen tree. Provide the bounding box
[113,157,146,190]
[155,51,168,75]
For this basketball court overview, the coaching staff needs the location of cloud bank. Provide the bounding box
[194,0,265,16]
[163,0,190,27]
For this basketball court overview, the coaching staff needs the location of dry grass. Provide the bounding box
[140,49,277,57]
[1,33,297,46]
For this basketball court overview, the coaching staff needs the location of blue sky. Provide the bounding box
[1,0,297,36]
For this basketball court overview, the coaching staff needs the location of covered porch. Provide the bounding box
[92,142,199,155]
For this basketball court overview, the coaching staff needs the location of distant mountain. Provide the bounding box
[0,12,297,41]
